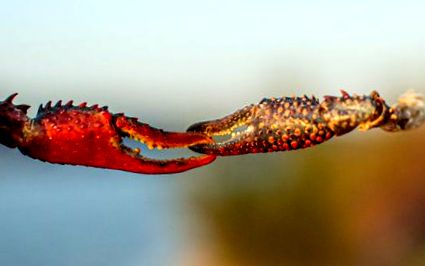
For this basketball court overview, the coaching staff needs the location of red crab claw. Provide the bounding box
[109,115,217,174]
[2,95,216,174]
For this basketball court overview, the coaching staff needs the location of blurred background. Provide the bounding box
[1,1,425,265]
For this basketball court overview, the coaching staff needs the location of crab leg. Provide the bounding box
[187,90,425,156]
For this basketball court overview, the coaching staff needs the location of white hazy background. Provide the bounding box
[1,1,425,266]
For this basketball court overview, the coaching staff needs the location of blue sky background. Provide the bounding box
[1,1,425,265]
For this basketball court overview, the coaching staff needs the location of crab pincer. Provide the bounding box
[0,93,216,174]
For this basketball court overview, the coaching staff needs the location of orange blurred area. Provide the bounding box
[180,127,425,266]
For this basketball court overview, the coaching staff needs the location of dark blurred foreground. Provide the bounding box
[181,127,425,266]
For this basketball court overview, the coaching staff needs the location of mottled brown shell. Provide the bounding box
[188,90,391,156]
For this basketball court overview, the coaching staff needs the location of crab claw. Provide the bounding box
[109,115,216,174]
[18,104,216,175]
[186,104,269,156]
[187,96,334,156]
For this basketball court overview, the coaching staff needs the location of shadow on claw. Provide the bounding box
[0,93,216,174]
